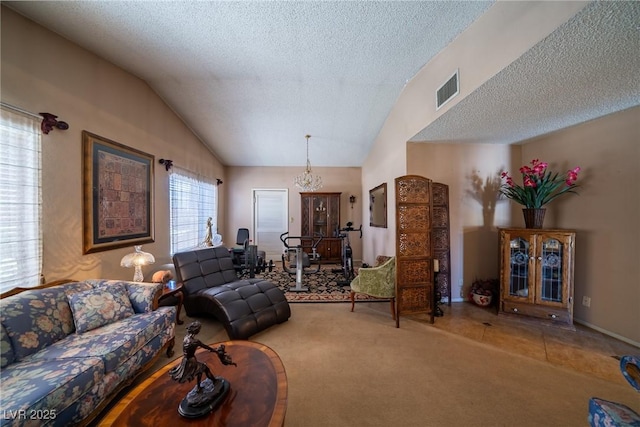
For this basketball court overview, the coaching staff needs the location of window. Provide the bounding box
[0,106,42,293]
[169,169,217,255]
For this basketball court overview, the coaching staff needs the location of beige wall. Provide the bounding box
[521,107,640,343]
[407,142,521,300]
[1,7,224,282]
[361,1,588,264]
[407,107,640,344]
[4,3,637,344]
[363,2,640,344]
[225,166,363,263]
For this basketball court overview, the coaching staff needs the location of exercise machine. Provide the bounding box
[279,232,323,292]
[229,229,273,278]
[333,222,362,285]
[232,241,273,278]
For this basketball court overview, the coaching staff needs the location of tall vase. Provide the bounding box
[523,208,546,229]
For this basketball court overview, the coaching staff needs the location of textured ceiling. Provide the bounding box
[411,1,640,144]
[5,1,639,167]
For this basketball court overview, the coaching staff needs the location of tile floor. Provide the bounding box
[371,301,638,387]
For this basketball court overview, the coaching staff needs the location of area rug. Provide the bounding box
[254,265,388,303]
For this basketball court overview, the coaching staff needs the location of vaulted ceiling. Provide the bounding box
[5,1,639,167]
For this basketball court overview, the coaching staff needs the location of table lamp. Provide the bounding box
[120,245,155,282]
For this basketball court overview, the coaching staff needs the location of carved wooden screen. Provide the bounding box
[395,175,434,325]
[432,183,451,305]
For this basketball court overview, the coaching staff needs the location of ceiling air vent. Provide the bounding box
[436,70,459,110]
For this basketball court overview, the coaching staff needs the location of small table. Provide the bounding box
[99,341,287,427]
[158,281,184,325]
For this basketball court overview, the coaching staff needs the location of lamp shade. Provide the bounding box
[120,245,155,282]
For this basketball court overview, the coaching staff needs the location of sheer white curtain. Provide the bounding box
[0,106,42,293]
[169,167,217,255]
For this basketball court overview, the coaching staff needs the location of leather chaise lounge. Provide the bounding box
[172,246,290,339]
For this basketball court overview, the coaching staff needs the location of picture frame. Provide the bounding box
[82,131,154,254]
[369,182,387,228]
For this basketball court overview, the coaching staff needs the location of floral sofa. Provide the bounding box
[0,279,176,427]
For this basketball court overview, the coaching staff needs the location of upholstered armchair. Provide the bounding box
[350,256,397,326]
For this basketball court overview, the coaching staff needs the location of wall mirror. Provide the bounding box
[369,183,387,228]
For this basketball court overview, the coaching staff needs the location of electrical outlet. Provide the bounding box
[582,296,591,307]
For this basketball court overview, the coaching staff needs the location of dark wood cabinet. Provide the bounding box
[300,192,342,263]
[498,228,575,329]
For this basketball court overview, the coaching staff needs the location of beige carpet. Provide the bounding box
[138,303,637,427]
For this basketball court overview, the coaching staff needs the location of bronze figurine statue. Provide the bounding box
[169,321,237,417]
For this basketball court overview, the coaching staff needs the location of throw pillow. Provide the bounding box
[151,270,173,284]
[0,324,15,368]
[68,284,135,333]
[374,255,391,267]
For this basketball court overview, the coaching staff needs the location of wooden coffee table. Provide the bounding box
[99,341,287,427]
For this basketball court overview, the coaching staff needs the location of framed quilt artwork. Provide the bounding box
[82,131,154,254]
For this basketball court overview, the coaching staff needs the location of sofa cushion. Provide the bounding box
[1,323,15,368]
[0,285,84,361]
[68,284,135,333]
[620,355,640,391]
[84,279,163,313]
[27,308,175,374]
[0,357,103,421]
[374,255,392,267]
[588,397,640,427]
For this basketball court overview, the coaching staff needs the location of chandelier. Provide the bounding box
[293,134,323,192]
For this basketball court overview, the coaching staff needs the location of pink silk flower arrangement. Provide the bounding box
[500,159,581,209]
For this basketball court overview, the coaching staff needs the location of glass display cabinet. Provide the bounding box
[499,228,575,329]
[300,192,342,263]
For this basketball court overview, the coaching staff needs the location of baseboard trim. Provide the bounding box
[443,299,639,348]
[573,318,640,349]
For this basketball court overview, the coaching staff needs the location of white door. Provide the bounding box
[253,189,288,261]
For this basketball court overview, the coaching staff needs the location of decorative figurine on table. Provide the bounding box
[169,321,237,418]
[201,217,214,247]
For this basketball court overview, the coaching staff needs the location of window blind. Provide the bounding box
[169,169,217,255]
[0,106,42,293]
